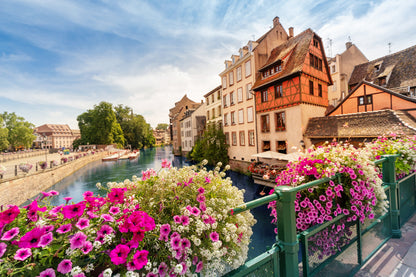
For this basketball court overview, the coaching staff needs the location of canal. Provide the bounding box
[44,146,276,260]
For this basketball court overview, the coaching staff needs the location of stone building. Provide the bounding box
[327,42,368,106]
[220,16,290,170]
[33,124,81,150]
[180,103,206,155]
[204,85,222,127]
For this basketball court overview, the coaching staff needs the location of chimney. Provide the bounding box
[289,27,294,38]
[273,16,279,27]
[346,42,352,49]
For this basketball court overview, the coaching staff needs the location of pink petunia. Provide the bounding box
[76,218,90,230]
[83,191,94,199]
[110,244,130,265]
[132,250,148,271]
[39,232,53,247]
[61,203,85,219]
[158,262,168,277]
[197,187,205,194]
[0,242,7,258]
[18,227,46,248]
[56,224,72,234]
[14,248,32,261]
[81,241,93,254]
[39,268,55,277]
[160,224,171,236]
[101,214,114,222]
[196,261,204,273]
[181,215,190,226]
[70,232,87,249]
[107,188,126,204]
[97,225,114,237]
[209,231,219,242]
[1,227,19,241]
[57,259,72,274]
[170,236,181,250]
[109,206,120,215]
[173,215,181,224]
[63,197,73,204]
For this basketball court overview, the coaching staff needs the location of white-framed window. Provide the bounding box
[246,83,253,99]
[230,91,235,105]
[245,60,251,77]
[238,109,244,124]
[236,66,242,81]
[247,107,254,122]
[237,87,243,102]
[224,113,228,126]
[222,76,227,89]
[229,71,234,86]
[231,112,235,125]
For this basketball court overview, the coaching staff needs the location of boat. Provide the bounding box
[102,154,119,162]
[128,151,140,160]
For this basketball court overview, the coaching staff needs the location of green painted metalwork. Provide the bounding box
[226,154,416,277]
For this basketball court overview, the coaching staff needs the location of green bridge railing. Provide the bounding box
[225,155,416,277]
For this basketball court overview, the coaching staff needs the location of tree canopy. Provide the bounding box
[0,112,35,150]
[156,123,169,130]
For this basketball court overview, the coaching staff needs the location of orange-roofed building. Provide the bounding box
[34,124,80,150]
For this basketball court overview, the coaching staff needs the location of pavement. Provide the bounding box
[356,213,416,277]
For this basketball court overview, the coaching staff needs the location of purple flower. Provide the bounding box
[70,232,87,249]
[110,244,130,265]
[160,224,171,236]
[61,203,85,219]
[181,215,190,226]
[81,240,93,254]
[83,191,94,199]
[39,232,53,247]
[18,227,46,248]
[63,197,72,204]
[56,224,72,234]
[210,231,219,242]
[158,262,168,277]
[101,214,114,222]
[170,236,181,250]
[196,261,204,273]
[109,206,120,215]
[76,218,90,230]
[14,248,32,261]
[0,242,7,258]
[196,194,206,203]
[197,187,205,194]
[1,227,19,241]
[39,268,55,277]
[181,238,191,249]
[205,176,211,183]
[173,215,181,224]
[97,225,114,237]
[57,259,72,274]
[190,207,201,217]
[319,195,326,202]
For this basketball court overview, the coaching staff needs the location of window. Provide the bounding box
[262,141,271,152]
[275,112,286,131]
[310,53,323,71]
[207,111,210,119]
[313,38,319,48]
[236,66,242,81]
[275,64,282,73]
[211,94,215,103]
[275,84,283,98]
[224,113,228,126]
[223,95,228,107]
[218,106,221,116]
[358,95,373,105]
[378,77,387,86]
[318,84,322,97]
[309,81,314,95]
[246,83,253,99]
[231,111,235,125]
[238,109,244,124]
[261,114,270,132]
[225,132,230,145]
[331,65,336,73]
[247,107,254,122]
[245,60,251,77]
[232,132,237,146]
[261,90,268,102]
[222,76,227,88]
[237,87,243,102]
[276,141,287,154]
[230,91,235,105]
[248,130,255,146]
[212,108,215,119]
[229,71,234,86]
[239,131,245,146]
[217,91,221,100]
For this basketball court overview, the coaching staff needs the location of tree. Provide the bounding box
[115,105,155,149]
[190,123,229,166]
[1,112,35,150]
[77,102,125,147]
[156,123,169,130]
[0,117,9,151]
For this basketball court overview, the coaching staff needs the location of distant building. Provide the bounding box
[33,124,80,150]
[204,85,222,127]
[327,42,368,106]
[180,103,206,155]
[169,95,201,156]
[153,128,170,146]
[252,29,332,152]
[348,45,416,95]
[220,16,289,170]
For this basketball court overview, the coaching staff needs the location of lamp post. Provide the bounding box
[43,136,48,163]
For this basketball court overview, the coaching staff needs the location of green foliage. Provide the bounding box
[155,123,168,130]
[0,112,35,150]
[189,123,229,166]
[77,102,125,146]
[114,105,155,149]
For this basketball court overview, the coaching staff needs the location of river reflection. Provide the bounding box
[41,146,276,260]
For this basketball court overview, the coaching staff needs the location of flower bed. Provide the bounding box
[0,160,256,276]
[248,161,285,180]
[19,163,32,174]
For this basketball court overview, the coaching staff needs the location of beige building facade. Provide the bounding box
[180,103,206,154]
[327,42,368,106]
[204,85,222,127]
[220,17,289,167]
[34,124,81,150]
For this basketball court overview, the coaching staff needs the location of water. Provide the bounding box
[42,146,276,260]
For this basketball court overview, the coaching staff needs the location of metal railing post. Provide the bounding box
[381,155,401,238]
[276,186,299,277]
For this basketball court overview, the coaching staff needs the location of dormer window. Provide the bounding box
[374,62,382,72]
[249,41,253,52]
[378,76,387,86]
[240,50,243,58]
[232,56,235,64]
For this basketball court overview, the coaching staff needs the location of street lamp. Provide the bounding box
[43,136,48,163]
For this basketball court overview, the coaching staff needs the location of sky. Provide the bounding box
[0,0,415,129]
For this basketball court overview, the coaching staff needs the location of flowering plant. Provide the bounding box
[0,160,255,276]
[248,161,285,180]
[52,160,59,167]
[268,142,388,259]
[103,160,256,275]
[19,163,32,174]
[61,157,68,163]
[39,161,48,170]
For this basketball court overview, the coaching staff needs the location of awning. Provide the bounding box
[251,151,301,161]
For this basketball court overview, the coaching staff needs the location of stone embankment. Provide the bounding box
[0,151,108,206]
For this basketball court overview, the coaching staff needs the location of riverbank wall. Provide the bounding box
[0,151,108,206]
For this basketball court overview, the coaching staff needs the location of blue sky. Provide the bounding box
[0,0,415,129]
